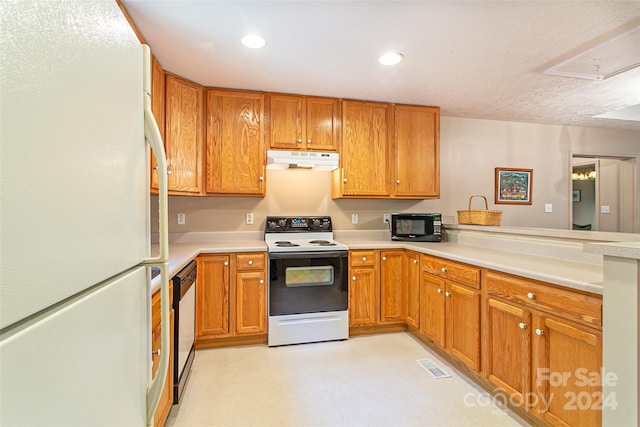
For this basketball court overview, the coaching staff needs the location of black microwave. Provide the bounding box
[391,213,442,242]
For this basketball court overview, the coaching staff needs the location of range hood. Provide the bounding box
[266,150,339,171]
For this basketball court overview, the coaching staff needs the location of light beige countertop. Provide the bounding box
[149,229,606,295]
[339,236,603,295]
[150,240,266,293]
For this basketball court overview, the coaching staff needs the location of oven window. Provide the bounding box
[269,254,348,316]
[285,266,334,287]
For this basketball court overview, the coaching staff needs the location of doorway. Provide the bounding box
[570,155,638,232]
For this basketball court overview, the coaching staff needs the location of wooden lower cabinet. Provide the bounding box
[235,270,266,335]
[485,270,603,426]
[533,315,603,427]
[379,251,405,324]
[484,298,531,406]
[151,290,174,427]
[196,252,267,343]
[196,254,230,337]
[405,252,420,329]
[420,269,481,372]
[349,267,379,326]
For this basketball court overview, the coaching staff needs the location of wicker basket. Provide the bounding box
[457,195,502,226]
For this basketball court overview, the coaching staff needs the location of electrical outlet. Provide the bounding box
[383,213,390,223]
[177,213,185,225]
[351,213,359,224]
[601,205,610,214]
[246,213,254,225]
[544,204,553,213]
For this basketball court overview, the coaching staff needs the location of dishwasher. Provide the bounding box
[172,261,196,404]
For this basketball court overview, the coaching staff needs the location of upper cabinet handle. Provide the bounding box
[396,179,400,184]
[297,138,302,143]
[259,176,264,181]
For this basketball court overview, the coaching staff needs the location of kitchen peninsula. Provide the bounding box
[153,224,639,427]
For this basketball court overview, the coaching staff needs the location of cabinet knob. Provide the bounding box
[259,176,264,181]
[413,259,418,264]
[437,288,442,294]
[445,291,451,297]
[343,178,348,183]
[362,257,367,262]
[396,179,400,184]
[297,138,302,143]
[167,170,172,175]
[352,276,356,281]
[527,292,536,300]
[307,139,311,143]
[518,322,527,330]
[248,260,253,265]
[152,349,161,356]
[259,279,264,284]
[535,328,544,336]
[224,261,229,266]
[382,256,386,261]
[441,267,447,273]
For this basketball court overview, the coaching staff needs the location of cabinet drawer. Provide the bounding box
[421,255,480,289]
[486,270,602,327]
[350,250,377,267]
[235,253,266,271]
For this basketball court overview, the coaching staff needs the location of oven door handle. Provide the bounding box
[269,250,348,260]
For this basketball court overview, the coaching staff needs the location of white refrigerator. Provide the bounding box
[0,1,170,426]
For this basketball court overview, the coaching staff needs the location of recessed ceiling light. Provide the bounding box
[241,34,266,49]
[379,52,403,65]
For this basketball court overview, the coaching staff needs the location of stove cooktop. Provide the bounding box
[264,216,348,252]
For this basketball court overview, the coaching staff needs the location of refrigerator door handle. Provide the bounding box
[141,45,170,426]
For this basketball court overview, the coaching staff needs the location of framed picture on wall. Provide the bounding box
[573,189,581,202]
[495,168,533,205]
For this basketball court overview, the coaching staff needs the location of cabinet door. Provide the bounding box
[340,100,390,196]
[306,97,339,151]
[393,105,439,198]
[153,310,174,427]
[406,252,420,329]
[196,255,230,338]
[235,270,267,335]
[485,298,530,407]
[150,55,165,192]
[420,273,446,347]
[533,316,603,427]
[349,267,378,326]
[380,251,405,324]
[446,283,481,372]
[205,89,265,195]
[164,75,203,194]
[269,94,303,150]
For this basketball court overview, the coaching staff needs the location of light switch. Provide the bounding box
[601,205,610,214]
[177,213,185,225]
[352,213,359,224]
[544,204,553,213]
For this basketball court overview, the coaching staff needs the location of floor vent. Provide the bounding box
[416,359,451,379]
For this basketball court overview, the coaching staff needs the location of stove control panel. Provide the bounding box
[265,216,333,233]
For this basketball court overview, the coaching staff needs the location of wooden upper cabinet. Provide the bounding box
[393,105,440,198]
[268,94,339,152]
[150,55,165,192]
[164,74,204,194]
[205,89,265,196]
[334,100,390,197]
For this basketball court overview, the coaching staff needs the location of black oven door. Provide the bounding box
[268,250,348,316]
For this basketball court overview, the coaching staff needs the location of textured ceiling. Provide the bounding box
[121,1,640,131]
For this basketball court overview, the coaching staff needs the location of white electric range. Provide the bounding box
[265,216,349,346]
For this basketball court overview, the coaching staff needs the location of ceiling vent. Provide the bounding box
[544,26,640,80]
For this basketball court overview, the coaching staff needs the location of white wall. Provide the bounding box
[158,116,640,233]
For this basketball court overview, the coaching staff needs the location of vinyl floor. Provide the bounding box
[166,332,529,427]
